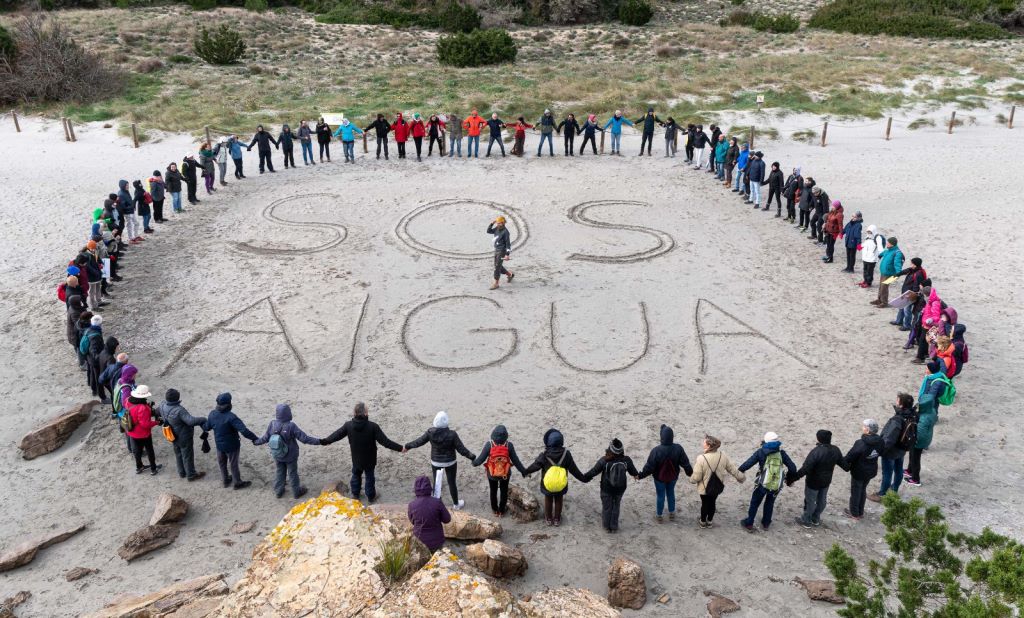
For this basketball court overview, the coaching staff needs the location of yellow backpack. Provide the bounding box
[543,452,568,493]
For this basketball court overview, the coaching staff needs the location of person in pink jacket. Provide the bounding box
[126,385,163,475]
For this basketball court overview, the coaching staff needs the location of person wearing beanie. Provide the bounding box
[277,124,296,168]
[873,236,904,308]
[254,404,324,499]
[96,336,119,404]
[583,438,639,532]
[66,295,86,364]
[164,162,185,213]
[763,161,784,215]
[322,402,404,502]
[841,210,864,273]
[809,184,831,243]
[738,432,797,531]
[487,216,514,290]
[842,419,884,520]
[870,393,918,502]
[892,257,928,330]
[690,123,709,168]
[247,124,279,174]
[746,151,766,207]
[631,107,660,157]
[523,428,591,527]
[472,424,528,517]
[157,389,208,481]
[125,385,163,475]
[148,170,166,222]
[788,430,845,528]
[637,424,694,522]
[407,475,451,552]
[404,411,476,510]
[201,393,260,489]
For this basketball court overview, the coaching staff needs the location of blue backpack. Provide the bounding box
[268,431,289,460]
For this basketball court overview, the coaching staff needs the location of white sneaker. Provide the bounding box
[453,500,465,511]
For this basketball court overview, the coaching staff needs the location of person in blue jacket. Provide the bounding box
[738,432,798,531]
[333,118,364,163]
[873,237,904,308]
[842,211,863,273]
[732,143,750,194]
[253,404,323,499]
[228,135,246,179]
[602,110,633,156]
[202,392,259,490]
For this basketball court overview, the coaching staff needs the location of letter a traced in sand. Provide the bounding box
[694,298,813,375]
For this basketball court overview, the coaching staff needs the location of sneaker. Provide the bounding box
[150,464,163,476]
[275,489,285,499]
[761,524,771,531]
[668,512,676,521]
[741,521,755,532]
[553,518,561,527]
[843,508,862,521]
[223,476,233,487]
[698,520,708,529]
[903,469,912,479]
[655,514,664,523]
[453,499,466,511]
[233,480,252,490]
[905,479,922,487]
[795,517,812,529]
[187,471,206,482]
[545,518,553,526]
[136,468,145,475]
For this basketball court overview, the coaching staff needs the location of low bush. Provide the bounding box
[244,0,268,11]
[193,24,246,65]
[167,53,194,63]
[0,24,15,63]
[753,12,799,32]
[791,128,818,143]
[618,0,652,25]
[317,0,480,31]
[436,28,516,66]
[720,9,754,26]
[809,0,1013,39]
[135,57,164,73]
[437,0,482,31]
[186,0,218,10]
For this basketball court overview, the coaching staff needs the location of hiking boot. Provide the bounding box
[294,487,308,499]
[187,471,206,482]
[867,493,883,503]
[136,467,145,475]
[275,489,286,499]
[223,476,233,487]
[233,480,252,490]
[911,358,926,365]
[553,518,561,527]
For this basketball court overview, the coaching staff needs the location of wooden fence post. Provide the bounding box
[61,117,71,142]
[11,110,21,132]
[205,126,211,145]
[599,131,605,154]
[885,117,892,141]
[821,121,828,147]
[362,132,368,153]
[948,111,956,134]
[131,123,139,148]
[68,119,77,142]
[748,126,754,149]
[1009,106,1015,129]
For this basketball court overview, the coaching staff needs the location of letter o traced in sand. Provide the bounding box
[401,295,519,372]
[566,200,675,263]
[396,198,529,259]
[233,193,348,256]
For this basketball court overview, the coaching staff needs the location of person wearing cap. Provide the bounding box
[202,393,260,490]
[842,419,884,520]
[602,111,633,156]
[485,113,507,157]
[557,113,580,156]
[738,432,798,531]
[404,411,477,510]
[842,211,863,273]
[278,124,296,168]
[487,216,514,290]
[157,389,208,481]
[870,393,918,502]
[181,154,200,205]
[873,237,904,308]
[298,120,317,165]
[821,200,844,263]
[322,402,405,503]
[632,107,661,157]
[859,224,885,288]
[125,385,163,475]
[690,124,710,169]
[637,424,694,522]
[788,430,845,528]
[689,435,745,529]
[578,113,603,155]
[584,438,639,533]
[523,428,591,527]
[536,108,557,157]
[809,185,831,244]
[747,151,766,207]
[254,404,324,499]
[247,124,280,174]
[462,109,485,158]
[165,162,185,213]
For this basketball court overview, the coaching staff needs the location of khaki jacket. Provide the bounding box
[689,451,745,495]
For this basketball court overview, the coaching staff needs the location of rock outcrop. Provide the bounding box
[443,511,503,541]
[18,401,97,460]
[607,557,646,609]
[507,484,539,522]
[465,539,527,578]
[118,525,180,562]
[705,591,741,617]
[522,588,620,617]
[0,523,88,573]
[150,493,189,526]
[84,574,228,618]
[795,577,844,604]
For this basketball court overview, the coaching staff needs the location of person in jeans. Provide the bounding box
[689,435,745,528]
[870,393,917,501]
[536,108,556,156]
[463,109,486,158]
[713,134,728,179]
[485,113,507,157]
[472,424,528,517]
[732,143,749,192]
[788,430,844,528]
[637,424,693,522]
[332,118,363,163]
[298,120,316,165]
[404,411,476,510]
[872,237,904,308]
[602,110,633,155]
[738,432,797,531]
[164,162,184,213]
[322,402,404,502]
[254,404,322,500]
[446,112,463,157]
[202,392,259,490]
[746,151,765,207]
[156,388,207,481]
[842,419,883,519]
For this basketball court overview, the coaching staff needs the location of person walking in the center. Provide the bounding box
[487,215,514,290]
[636,424,693,522]
[584,439,639,532]
[738,432,797,532]
[404,411,476,510]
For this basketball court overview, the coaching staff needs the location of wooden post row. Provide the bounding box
[11,109,21,132]
[131,123,139,148]
[821,121,828,147]
[748,126,754,149]
[948,111,956,134]
[885,117,892,141]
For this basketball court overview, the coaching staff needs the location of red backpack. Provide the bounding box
[484,442,512,479]
[57,283,67,303]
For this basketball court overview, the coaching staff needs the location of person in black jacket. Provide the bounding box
[557,113,580,156]
[788,430,845,528]
[782,166,802,223]
[278,124,296,169]
[746,151,765,207]
[692,124,710,169]
[634,107,662,156]
[892,257,927,330]
[404,411,476,509]
[584,439,639,532]
[809,185,830,242]
[181,155,200,205]
[684,124,696,163]
[165,162,185,213]
[723,137,739,187]
[485,113,506,157]
[763,161,784,216]
[578,114,603,155]
[708,125,722,172]
[487,216,513,290]
[523,428,590,527]
[322,402,403,502]
[871,394,918,502]
[364,114,392,160]
[842,419,884,519]
[315,118,332,162]
[636,424,693,521]
[472,424,528,517]
[247,124,279,174]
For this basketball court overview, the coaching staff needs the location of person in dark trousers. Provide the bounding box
[182,154,200,205]
[821,201,844,263]
[842,210,863,273]
[472,424,528,517]
[148,171,166,223]
[523,428,590,527]
[557,113,580,156]
[636,424,693,521]
[365,113,392,160]
[125,385,163,475]
[278,124,296,169]
[404,411,476,510]
[228,135,246,178]
[485,113,507,157]
[315,118,332,161]
[708,125,723,172]
[905,386,939,487]
[783,166,802,222]
[427,114,446,156]
[842,419,883,520]
[723,137,739,186]
[157,389,207,481]
[870,393,918,501]
[202,392,259,490]
[797,176,815,230]
[788,430,845,528]
[536,109,556,156]
[97,335,119,398]
[664,117,680,158]
[584,439,639,532]
[893,257,928,330]
[487,215,514,290]
[254,404,322,499]
[738,431,798,531]
[634,107,662,156]
[322,402,404,502]
[407,475,451,552]
[133,180,153,234]
[763,161,784,215]
[811,185,831,243]
[248,125,279,173]
[578,114,603,155]
[684,124,696,163]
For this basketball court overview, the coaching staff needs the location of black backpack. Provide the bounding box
[897,415,918,450]
[606,461,628,491]
[703,455,725,497]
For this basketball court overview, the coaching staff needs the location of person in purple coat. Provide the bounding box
[407,475,451,551]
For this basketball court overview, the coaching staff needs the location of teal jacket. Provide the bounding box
[915,396,937,449]
[714,140,729,162]
[332,123,363,142]
[602,116,633,135]
[879,246,904,277]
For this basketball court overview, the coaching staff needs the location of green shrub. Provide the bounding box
[193,24,246,65]
[720,9,755,26]
[437,0,482,31]
[245,0,268,11]
[436,28,516,67]
[753,12,799,32]
[0,24,15,63]
[809,0,1013,39]
[618,0,652,25]
[316,0,480,30]
[186,0,218,9]
[167,53,194,63]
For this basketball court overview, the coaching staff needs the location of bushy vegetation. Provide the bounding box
[185,0,217,9]
[316,0,480,31]
[193,24,246,64]
[809,0,1014,39]
[720,9,799,32]
[617,0,652,25]
[437,28,517,66]
[244,0,268,11]
[0,24,15,63]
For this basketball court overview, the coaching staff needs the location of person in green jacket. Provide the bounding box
[904,392,937,487]
[713,135,729,181]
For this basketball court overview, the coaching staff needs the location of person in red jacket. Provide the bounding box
[509,117,534,156]
[125,385,164,475]
[463,109,486,158]
[391,113,410,160]
[409,113,427,161]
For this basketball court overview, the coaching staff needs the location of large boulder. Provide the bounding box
[507,485,539,522]
[83,574,228,618]
[150,493,190,526]
[118,525,181,562]
[443,511,503,541]
[0,523,88,573]
[607,557,646,609]
[18,401,98,460]
[795,578,844,604]
[522,588,620,617]
[705,591,740,617]
[465,539,527,578]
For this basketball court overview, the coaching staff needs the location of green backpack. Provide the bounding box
[757,451,785,492]
[936,376,956,406]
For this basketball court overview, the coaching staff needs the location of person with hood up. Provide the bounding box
[557,113,580,156]
[321,402,404,502]
[148,171,166,223]
[117,179,141,244]
[82,314,105,398]
[332,118,364,163]
[202,392,260,490]
[918,359,950,409]
[664,117,681,159]
[523,428,590,526]
[228,135,246,178]
[315,118,332,162]
[602,111,633,156]
[950,324,969,377]
[509,117,534,156]
[485,113,507,157]
[873,237,904,308]
[97,335,119,388]
[409,113,427,161]
[633,107,661,156]
[463,109,486,158]
[782,166,802,222]
[278,124,296,168]
[689,435,745,528]
[722,137,739,186]
[113,364,138,430]
[181,154,200,205]
[763,161,784,215]
[66,294,86,363]
[133,180,154,234]
[404,411,476,509]
[578,114,603,155]
[125,385,163,475]
[364,114,392,160]
[391,113,410,159]
[487,215,514,290]
[472,424,528,517]
[841,211,863,273]
[536,109,556,156]
[821,200,844,263]
[746,151,766,207]
[738,432,798,532]
[732,143,749,194]
[211,136,230,184]
[584,439,639,532]
[691,124,710,169]
[637,424,694,522]
[869,393,917,501]
[905,382,939,488]
[298,120,316,165]
[859,224,884,288]
[796,176,815,230]
[247,125,279,174]
[157,389,208,481]
[842,419,884,520]
[81,245,104,310]
[427,114,446,157]
[789,430,845,528]
[165,162,185,213]
[407,475,451,552]
[100,352,128,405]
[198,142,216,194]
[254,404,323,499]
[74,309,93,375]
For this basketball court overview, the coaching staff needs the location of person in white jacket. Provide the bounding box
[859,224,886,288]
